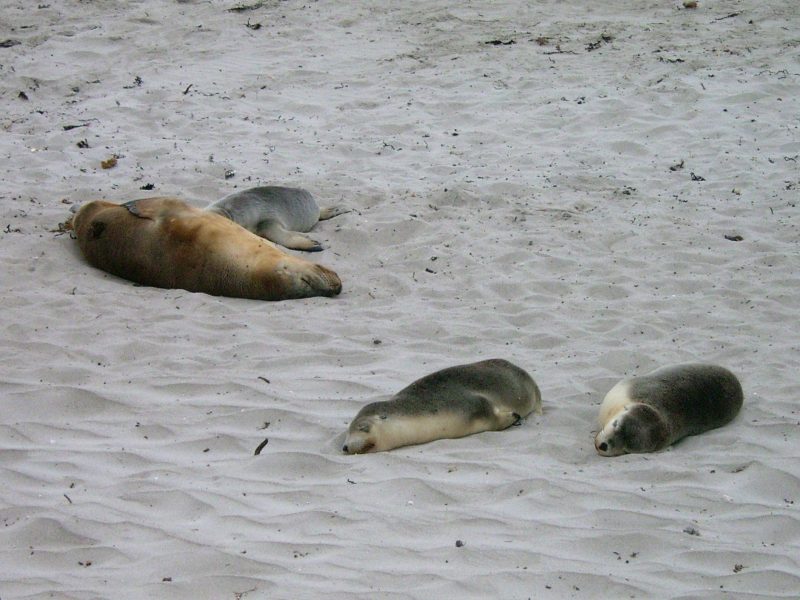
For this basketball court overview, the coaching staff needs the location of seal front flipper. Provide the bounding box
[123,197,195,221]
[259,221,324,252]
[123,198,158,219]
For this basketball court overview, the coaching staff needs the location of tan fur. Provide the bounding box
[344,412,496,454]
[71,197,341,300]
[597,380,633,427]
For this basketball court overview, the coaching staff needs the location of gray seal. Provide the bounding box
[595,363,743,456]
[205,186,348,251]
[343,359,542,454]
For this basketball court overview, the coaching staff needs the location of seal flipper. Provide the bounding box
[123,198,160,220]
[463,394,518,430]
[258,221,323,252]
[318,205,350,221]
[492,407,523,430]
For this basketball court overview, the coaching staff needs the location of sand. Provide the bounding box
[1,0,799,598]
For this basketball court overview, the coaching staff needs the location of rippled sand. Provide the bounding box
[1,1,798,598]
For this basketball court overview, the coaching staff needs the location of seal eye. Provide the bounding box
[358,423,370,433]
[89,221,106,240]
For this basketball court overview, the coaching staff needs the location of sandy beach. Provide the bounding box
[1,1,799,598]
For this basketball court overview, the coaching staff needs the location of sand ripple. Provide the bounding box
[1,0,798,598]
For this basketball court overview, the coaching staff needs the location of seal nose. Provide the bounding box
[317,265,342,296]
[598,442,608,453]
[342,444,349,453]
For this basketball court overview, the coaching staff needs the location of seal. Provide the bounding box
[342,359,542,454]
[205,186,349,252]
[70,197,341,300]
[594,363,743,456]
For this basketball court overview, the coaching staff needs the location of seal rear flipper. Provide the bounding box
[318,205,350,221]
[492,407,523,430]
[464,394,517,430]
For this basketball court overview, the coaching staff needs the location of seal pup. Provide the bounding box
[342,359,542,454]
[206,186,349,252]
[594,363,743,457]
[70,197,341,300]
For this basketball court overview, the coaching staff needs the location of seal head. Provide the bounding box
[595,403,670,456]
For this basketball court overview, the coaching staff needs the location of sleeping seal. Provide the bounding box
[206,186,348,251]
[343,359,542,454]
[70,197,341,300]
[595,363,743,456]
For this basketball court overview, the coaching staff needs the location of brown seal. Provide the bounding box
[70,197,341,300]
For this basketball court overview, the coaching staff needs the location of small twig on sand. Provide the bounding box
[254,437,269,455]
[713,12,742,21]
